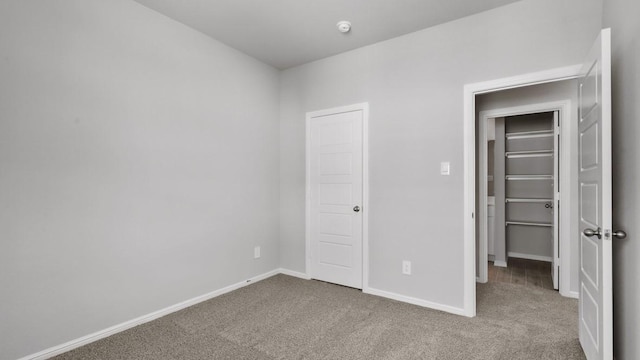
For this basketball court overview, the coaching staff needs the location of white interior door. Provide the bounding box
[578,28,612,360]
[308,108,364,289]
[552,110,559,290]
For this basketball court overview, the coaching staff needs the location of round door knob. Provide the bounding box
[613,230,627,239]
[583,227,602,239]
[353,206,360,212]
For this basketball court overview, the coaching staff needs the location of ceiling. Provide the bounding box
[134,0,522,70]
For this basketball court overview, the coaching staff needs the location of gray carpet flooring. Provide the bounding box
[53,274,584,360]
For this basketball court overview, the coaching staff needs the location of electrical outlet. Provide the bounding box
[254,246,261,259]
[402,260,411,275]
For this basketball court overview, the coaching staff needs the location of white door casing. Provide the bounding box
[578,28,613,360]
[306,104,367,289]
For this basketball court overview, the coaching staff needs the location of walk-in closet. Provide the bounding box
[494,111,559,288]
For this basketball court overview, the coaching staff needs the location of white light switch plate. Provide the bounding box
[440,161,450,175]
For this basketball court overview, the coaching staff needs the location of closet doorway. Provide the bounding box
[476,97,576,298]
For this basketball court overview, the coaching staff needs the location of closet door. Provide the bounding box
[307,108,364,289]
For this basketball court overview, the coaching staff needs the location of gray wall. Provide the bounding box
[476,80,580,294]
[0,1,280,359]
[603,0,640,358]
[279,0,603,309]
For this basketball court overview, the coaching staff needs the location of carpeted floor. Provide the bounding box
[53,274,584,360]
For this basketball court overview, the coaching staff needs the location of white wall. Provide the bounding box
[279,0,602,310]
[476,80,580,295]
[603,0,640,358]
[0,1,280,359]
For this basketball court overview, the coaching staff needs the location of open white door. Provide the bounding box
[578,28,612,360]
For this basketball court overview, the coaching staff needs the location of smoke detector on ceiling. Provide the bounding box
[336,21,352,33]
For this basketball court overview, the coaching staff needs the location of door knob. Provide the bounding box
[353,206,360,212]
[612,230,627,239]
[583,227,602,239]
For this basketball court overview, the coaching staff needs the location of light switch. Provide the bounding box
[440,161,450,175]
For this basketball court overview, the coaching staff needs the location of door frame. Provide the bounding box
[305,102,370,291]
[477,101,573,299]
[463,65,581,317]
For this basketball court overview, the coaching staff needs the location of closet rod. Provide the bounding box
[506,221,553,227]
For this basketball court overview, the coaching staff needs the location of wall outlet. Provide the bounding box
[254,246,261,259]
[402,260,411,275]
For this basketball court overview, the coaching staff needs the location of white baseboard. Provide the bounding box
[508,252,552,263]
[493,260,508,267]
[18,269,281,360]
[363,287,466,316]
[278,268,311,280]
